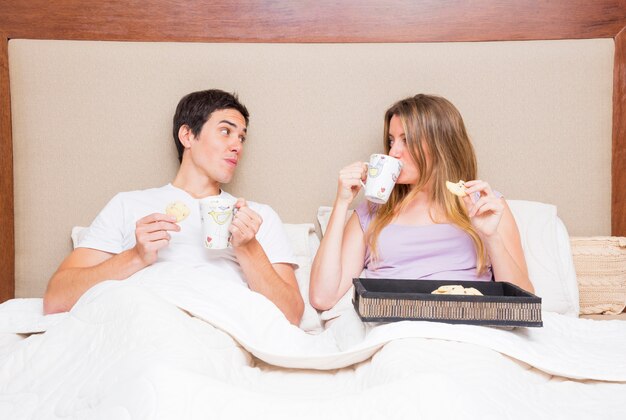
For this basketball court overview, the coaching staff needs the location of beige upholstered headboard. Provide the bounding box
[2,1,626,302]
[8,38,614,297]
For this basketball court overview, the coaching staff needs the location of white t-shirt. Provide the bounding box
[78,184,298,286]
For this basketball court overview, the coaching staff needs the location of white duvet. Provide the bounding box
[1,262,625,419]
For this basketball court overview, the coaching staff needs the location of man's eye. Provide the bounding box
[239,136,246,143]
[221,128,229,135]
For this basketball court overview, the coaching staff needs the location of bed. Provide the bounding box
[1,1,626,418]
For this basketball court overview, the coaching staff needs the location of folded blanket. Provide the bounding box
[66,262,626,380]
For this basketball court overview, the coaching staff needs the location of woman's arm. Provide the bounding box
[310,210,366,310]
[310,161,368,310]
[484,201,533,292]
[463,180,533,293]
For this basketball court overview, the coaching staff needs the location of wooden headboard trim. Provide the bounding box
[1,0,625,301]
[0,1,625,42]
[613,27,626,236]
[0,34,13,301]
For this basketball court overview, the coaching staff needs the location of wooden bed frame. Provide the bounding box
[1,0,625,302]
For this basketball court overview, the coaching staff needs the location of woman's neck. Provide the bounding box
[393,187,447,225]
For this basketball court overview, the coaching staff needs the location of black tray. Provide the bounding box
[353,278,542,327]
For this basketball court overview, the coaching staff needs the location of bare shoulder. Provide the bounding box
[345,211,364,235]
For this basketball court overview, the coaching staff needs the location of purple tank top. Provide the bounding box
[355,202,493,281]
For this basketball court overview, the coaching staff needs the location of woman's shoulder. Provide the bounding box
[354,201,378,216]
[354,201,379,229]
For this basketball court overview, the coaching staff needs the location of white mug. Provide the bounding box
[362,154,403,204]
[199,197,237,249]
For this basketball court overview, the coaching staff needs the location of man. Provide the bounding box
[43,89,304,325]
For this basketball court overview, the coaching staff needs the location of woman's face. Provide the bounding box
[387,114,424,185]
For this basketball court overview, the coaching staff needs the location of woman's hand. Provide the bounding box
[462,180,504,238]
[336,161,368,205]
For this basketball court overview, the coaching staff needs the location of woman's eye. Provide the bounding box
[239,136,246,143]
[221,128,229,135]
[388,139,395,147]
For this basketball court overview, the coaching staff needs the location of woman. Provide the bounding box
[310,94,533,311]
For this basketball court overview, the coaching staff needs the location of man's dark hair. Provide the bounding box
[172,89,250,163]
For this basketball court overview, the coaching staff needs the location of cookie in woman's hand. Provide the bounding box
[165,201,190,222]
[445,180,467,197]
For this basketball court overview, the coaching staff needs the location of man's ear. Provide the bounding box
[178,125,195,149]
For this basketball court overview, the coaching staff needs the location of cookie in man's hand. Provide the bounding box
[445,180,467,197]
[165,201,190,222]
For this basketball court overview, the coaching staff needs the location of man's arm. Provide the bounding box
[231,200,304,326]
[43,213,180,315]
[44,247,145,314]
[235,242,304,325]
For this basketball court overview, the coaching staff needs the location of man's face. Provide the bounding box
[187,108,247,184]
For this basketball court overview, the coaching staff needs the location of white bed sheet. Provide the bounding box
[1,262,625,419]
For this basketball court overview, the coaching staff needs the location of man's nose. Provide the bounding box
[230,140,242,153]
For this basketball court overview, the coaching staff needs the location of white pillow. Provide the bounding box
[72,224,325,333]
[316,206,353,235]
[282,223,324,333]
[507,200,579,316]
[316,200,580,317]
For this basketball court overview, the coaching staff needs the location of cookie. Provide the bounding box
[463,287,483,296]
[165,201,190,222]
[445,180,467,197]
[431,285,465,295]
[431,285,483,296]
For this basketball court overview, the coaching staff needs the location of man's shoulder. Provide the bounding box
[249,201,281,223]
[248,200,273,213]
[100,185,177,216]
[113,184,173,201]
[221,191,277,217]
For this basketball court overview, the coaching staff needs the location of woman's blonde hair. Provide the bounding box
[365,94,488,274]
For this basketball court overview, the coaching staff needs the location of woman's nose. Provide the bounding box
[389,143,402,158]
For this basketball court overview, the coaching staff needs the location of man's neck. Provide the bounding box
[172,166,221,199]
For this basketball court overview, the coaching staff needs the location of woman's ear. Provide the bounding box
[178,125,194,149]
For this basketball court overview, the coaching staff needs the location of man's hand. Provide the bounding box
[133,213,180,266]
[230,198,263,248]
